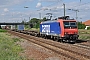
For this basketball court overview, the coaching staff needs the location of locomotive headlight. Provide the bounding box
[64,32,68,34]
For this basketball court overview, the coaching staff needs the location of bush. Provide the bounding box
[87,27,90,30]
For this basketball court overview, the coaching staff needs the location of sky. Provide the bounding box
[0,0,90,23]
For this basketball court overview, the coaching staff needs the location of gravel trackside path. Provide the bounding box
[18,39,69,60]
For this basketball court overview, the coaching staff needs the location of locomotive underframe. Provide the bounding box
[62,34,79,42]
[40,32,79,43]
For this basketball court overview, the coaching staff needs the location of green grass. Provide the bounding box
[0,33,27,60]
[78,29,90,40]
[0,29,7,32]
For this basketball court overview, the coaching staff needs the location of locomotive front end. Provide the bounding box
[63,20,79,42]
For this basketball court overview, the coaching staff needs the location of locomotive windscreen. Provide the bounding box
[63,21,77,28]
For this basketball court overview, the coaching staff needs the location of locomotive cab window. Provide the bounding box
[70,22,76,26]
[64,22,69,26]
[64,21,77,28]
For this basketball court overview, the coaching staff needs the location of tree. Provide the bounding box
[29,18,41,28]
[42,17,47,21]
[21,20,25,24]
[29,18,39,23]
[77,22,86,29]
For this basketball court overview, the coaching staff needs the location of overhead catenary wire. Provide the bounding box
[37,0,90,20]
[62,1,90,16]
[66,1,90,15]
[37,0,63,11]
[72,2,90,8]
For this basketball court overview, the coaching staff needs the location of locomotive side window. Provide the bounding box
[64,21,77,28]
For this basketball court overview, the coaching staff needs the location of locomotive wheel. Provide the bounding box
[56,37,59,42]
[69,40,76,44]
[44,35,47,39]
[61,39,66,43]
[52,36,59,42]
[53,36,56,41]
[51,35,55,40]
[60,39,63,42]
[45,35,50,39]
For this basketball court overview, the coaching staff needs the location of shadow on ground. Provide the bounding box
[68,39,88,44]
[75,39,87,43]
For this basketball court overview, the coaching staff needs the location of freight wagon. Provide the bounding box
[17,25,24,31]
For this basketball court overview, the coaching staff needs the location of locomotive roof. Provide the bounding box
[41,19,76,24]
[41,20,57,24]
[58,16,69,20]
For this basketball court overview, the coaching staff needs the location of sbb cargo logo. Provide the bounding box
[42,25,50,33]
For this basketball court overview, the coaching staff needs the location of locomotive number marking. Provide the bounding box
[42,25,50,33]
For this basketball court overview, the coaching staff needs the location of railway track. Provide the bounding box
[73,43,90,50]
[19,30,90,50]
[81,41,90,47]
[8,30,90,60]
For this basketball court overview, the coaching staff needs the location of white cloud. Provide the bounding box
[4,8,9,12]
[1,14,5,16]
[0,0,33,7]
[0,0,90,22]
[36,2,42,8]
